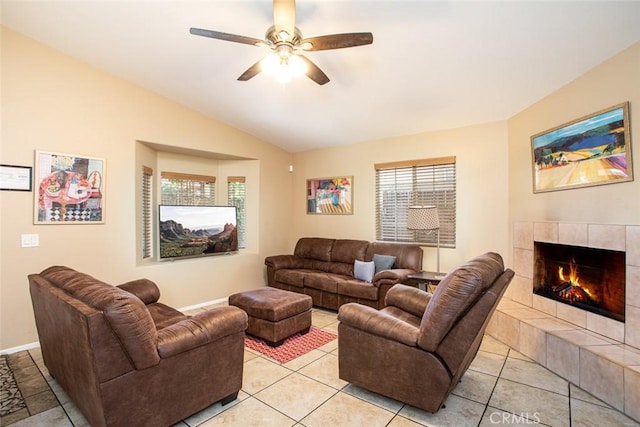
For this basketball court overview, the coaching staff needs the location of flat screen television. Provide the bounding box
[158,205,238,260]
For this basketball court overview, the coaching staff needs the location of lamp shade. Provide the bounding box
[407,206,440,230]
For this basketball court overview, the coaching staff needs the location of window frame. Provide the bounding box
[375,156,456,247]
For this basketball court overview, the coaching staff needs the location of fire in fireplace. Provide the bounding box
[533,242,625,322]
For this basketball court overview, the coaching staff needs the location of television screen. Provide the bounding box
[158,205,238,260]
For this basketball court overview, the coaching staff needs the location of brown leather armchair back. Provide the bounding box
[338,252,514,413]
[29,266,248,427]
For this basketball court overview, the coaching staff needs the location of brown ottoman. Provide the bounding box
[229,288,313,347]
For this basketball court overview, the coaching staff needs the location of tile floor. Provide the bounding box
[7,307,640,427]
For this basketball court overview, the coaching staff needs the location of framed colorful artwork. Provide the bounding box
[34,151,105,224]
[306,176,353,215]
[531,102,632,193]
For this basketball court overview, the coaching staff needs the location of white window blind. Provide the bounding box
[160,172,216,206]
[142,166,153,259]
[375,157,456,247]
[227,177,246,249]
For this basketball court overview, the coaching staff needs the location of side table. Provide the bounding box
[404,271,445,292]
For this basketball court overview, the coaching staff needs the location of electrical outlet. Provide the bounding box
[21,234,39,247]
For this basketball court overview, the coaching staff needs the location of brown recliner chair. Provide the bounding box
[28,266,248,427]
[338,252,514,413]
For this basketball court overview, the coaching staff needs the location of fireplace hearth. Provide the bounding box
[533,241,625,322]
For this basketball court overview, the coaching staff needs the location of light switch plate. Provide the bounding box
[21,234,39,247]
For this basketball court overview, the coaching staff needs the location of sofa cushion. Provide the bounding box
[331,239,369,264]
[294,238,335,262]
[366,242,423,270]
[274,269,310,288]
[354,260,375,282]
[337,280,378,300]
[417,252,504,351]
[304,272,339,293]
[373,254,396,273]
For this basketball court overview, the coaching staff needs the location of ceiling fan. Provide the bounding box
[189,0,373,85]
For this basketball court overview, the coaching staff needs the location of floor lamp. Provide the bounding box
[407,205,445,279]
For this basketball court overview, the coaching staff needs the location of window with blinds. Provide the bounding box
[227,177,246,249]
[142,166,153,259]
[375,157,456,247]
[160,172,216,206]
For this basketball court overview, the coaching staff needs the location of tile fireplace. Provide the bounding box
[533,241,625,322]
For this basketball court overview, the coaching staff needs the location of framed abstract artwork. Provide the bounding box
[306,176,353,214]
[531,102,632,193]
[34,151,105,224]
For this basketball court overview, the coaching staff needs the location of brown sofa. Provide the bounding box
[337,252,514,412]
[28,266,248,427]
[264,237,423,310]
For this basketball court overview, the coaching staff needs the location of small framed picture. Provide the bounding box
[0,164,32,191]
[306,176,353,215]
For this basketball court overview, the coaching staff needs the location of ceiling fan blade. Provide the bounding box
[189,28,264,47]
[273,0,296,37]
[237,59,263,81]
[299,55,329,85]
[301,33,373,51]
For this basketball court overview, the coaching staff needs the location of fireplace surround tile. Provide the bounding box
[513,221,533,249]
[588,224,626,251]
[628,266,640,308]
[558,223,588,247]
[546,334,580,385]
[586,312,625,342]
[494,311,520,351]
[518,322,546,364]
[505,275,532,306]
[556,303,587,328]
[583,344,640,366]
[626,226,640,267]
[534,222,558,243]
[625,305,640,349]
[532,294,556,316]
[512,248,533,279]
[579,348,625,411]
[625,366,640,422]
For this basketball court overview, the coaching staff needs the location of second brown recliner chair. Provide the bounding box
[337,252,514,413]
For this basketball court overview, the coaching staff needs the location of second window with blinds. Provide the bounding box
[375,157,456,247]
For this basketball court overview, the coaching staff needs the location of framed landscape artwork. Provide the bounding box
[531,102,632,193]
[306,176,353,214]
[34,151,105,224]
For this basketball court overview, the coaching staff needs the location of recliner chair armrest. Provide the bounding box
[385,284,432,318]
[264,255,305,270]
[372,269,415,287]
[338,303,419,346]
[117,279,160,304]
[157,306,248,358]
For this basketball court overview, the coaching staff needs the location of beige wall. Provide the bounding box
[292,121,511,273]
[0,27,294,350]
[508,41,640,228]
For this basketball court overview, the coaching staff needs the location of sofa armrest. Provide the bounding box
[338,303,419,346]
[117,279,160,305]
[372,268,416,287]
[157,306,248,358]
[265,254,305,270]
[385,284,432,318]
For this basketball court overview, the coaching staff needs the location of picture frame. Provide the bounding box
[306,176,353,215]
[34,151,105,224]
[531,102,632,193]
[0,164,32,191]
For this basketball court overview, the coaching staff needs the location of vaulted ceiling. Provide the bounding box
[3,1,640,152]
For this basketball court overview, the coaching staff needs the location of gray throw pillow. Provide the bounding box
[373,254,396,273]
[354,260,375,283]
